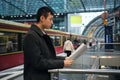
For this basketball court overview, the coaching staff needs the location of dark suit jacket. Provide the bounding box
[23,24,65,80]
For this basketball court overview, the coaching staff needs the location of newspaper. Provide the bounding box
[68,43,87,60]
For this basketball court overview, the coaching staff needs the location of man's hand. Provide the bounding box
[64,58,74,67]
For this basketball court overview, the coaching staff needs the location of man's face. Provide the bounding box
[42,13,53,29]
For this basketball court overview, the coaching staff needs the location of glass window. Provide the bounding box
[62,36,67,46]
[50,36,55,46]
[0,31,25,54]
[55,36,61,46]
[50,35,61,46]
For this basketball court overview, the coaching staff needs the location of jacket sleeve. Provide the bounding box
[24,34,64,71]
[56,56,65,60]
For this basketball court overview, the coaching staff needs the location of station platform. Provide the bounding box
[0,46,120,80]
[0,53,66,80]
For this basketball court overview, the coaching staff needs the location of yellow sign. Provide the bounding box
[70,16,82,24]
[103,19,108,25]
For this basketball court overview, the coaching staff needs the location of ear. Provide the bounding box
[40,16,45,21]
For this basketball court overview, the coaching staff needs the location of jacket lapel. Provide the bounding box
[30,24,56,57]
[43,35,56,57]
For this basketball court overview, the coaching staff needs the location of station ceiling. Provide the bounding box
[0,0,120,16]
[0,0,120,38]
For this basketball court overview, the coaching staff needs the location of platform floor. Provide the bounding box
[0,48,120,80]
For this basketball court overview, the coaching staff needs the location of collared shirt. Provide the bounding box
[42,30,46,34]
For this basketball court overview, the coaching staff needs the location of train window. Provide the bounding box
[70,36,74,42]
[49,35,61,46]
[55,36,61,46]
[0,35,7,53]
[50,36,55,46]
[62,36,67,46]
[0,31,25,54]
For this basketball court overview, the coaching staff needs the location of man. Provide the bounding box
[23,6,73,80]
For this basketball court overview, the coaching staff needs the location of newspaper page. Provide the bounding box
[68,43,87,60]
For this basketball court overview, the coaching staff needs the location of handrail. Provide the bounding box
[48,69,120,75]
[1,69,120,80]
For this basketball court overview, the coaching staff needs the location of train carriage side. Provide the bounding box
[0,19,30,70]
[45,29,70,54]
[0,19,69,70]
[0,19,88,70]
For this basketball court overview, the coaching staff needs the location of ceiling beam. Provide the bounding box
[66,8,112,14]
[114,0,116,9]
[2,0,27,15]
[41,0,56,13]
[80,0,86,12]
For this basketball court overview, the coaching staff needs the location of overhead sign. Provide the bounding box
[70,16,82,27]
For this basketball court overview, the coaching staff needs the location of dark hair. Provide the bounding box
[36,6,54,22]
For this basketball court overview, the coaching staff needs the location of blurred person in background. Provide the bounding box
[63,38,74,57]
[6,38,13,52]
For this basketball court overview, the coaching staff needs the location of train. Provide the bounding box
[0,19,89,70]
